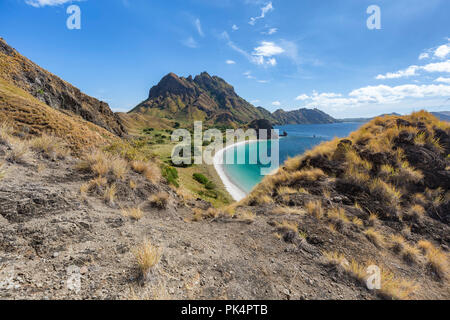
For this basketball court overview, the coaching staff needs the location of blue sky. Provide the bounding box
[1,0,449,117]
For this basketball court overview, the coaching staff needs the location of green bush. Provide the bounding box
[205,181,216,190]
[162,166,179,187]
[193,173,209,185]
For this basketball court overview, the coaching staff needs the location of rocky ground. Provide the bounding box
[0,144,413,300]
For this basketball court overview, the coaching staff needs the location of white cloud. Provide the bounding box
[435,77,450,84]
[257,80,269,83]
[253,41,284,57]
[243,71,255,79]
[262,28,277,35]
[434,44,450,59]
[295,94,309,101]
[272,101,281,106]
[297,84,450,113]
[419,52,430,60]
[251,99,260,104]
[194,19,204,37]
[422,60,450,73]
[25,0,81,7]
[376,60,450,80]
[376,65,419,80]
[226,60,236,64]
[249,2,273,25]
[232,24,239,31]
[182,37,198,48]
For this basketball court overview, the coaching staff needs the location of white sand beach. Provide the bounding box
[213,140,251,201]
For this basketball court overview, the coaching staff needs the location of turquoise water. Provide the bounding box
[222,122,364,194]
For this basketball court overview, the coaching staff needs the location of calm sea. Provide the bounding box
[222,122,364,194]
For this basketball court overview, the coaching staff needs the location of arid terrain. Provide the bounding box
[0,37,449,300]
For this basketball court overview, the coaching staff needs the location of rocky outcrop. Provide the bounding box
[130,72,337,127]
[0,37,126,136]
[248,119,278,139]
[272,108,336,125]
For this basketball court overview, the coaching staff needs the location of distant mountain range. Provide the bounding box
[339,112,450,123]
[431,111,450,122]
[130,72,337,127]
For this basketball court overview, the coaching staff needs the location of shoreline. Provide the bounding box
[213,140,256,202]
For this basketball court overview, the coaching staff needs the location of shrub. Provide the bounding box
[364,228,384,247]
[426,247,448,280]
[110,156,128,180]
[276,220,298,233]
[323,251,417,300]
[328,207,349,224]
[149,192,169,209]
[162,166,179,187]
[192,208,219,221]
[193,173,209,185]
[104,184,117,205]
[406,204,426,220]
[133,240,161,278]
[30,134,67,160]
[204,181,216,190]
[122,207,144,220]
[402,244,420,264]
[6,139,30,163]
[305,200,324,219]
[390,235,406,254]
[417,240,434,254]
[236,210,256,223]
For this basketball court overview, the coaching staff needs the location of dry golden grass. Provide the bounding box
[130,160,148,174]
[110,156,128,180]
[426,247,449,280]
[6,138,30,163]
[364,228,384,247]
[417,240,434,254]
[368,212,379,226]
[412,193,427,206]
[328,207,350,224]
[407,204,426,220]
[345,166,371,185]
[276,186,298,196]
[390,235,406,254]
[369,179,402,205]
[29,133,67,160]
[129,179,137,190]
[305,200,324,219]
[80,176,108,194]
[192,207,220,221]
[176,187,194,203]
[328,223,337,233]
[402,244,420,264]
[149,192,169,209]
[323,251,417,300]
[291,168,326,183]
[272,206,304,215]
[103,184,117,205]
[414,132,427,147]
[133,239,161,277]
[0,78,115,153]
[352,217,364,227]
[276,220,298,233]
[122,207,144,220]
[236,210,256,223]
